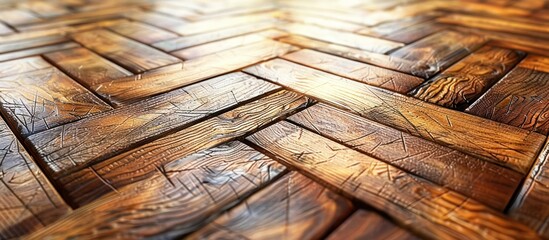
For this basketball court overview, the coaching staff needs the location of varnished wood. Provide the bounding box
[188,172,353,240]
[247,121,540,239]
[327,210,418,240]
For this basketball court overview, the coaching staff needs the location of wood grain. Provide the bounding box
[0,56,50,78]
[411,45,524,109]
[89,40,296,104]
[188,172,353,240]
[26,141,286,239]
[70,29,181,73]
[466,55,549,134]
[0,67,112,136]
[390,30,485,78]
[171,13,276,36]
[0,42,79,62]
[283,49,423,93]
[327,210,418,240]
[247,121,540,240]
[288,103,522,210]
[58,90,310,207]
[26,72,279,177]
[0,118,70,239]
[244,59,546,174]
[107,21,179,44]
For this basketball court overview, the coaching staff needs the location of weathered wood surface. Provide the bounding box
[188,172,354,240]
[26,141,286,239]
[247,121,540,239]
[0,117,70,239]
[327,210,418,240]
[244,59,545,174]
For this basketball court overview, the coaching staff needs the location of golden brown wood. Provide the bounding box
[26,72,279,177]
[0,118,70,239]
[327,210,418,240]
[26,141,286,239]
[58,90,310,206]
[288,103,522,210]
[107,21,179,44]
[0,65,112,136]
[244,59,545,174]
[411,46,525,109]
[466,55,549,134]
[189,172,353,240]
[247,121,540,239]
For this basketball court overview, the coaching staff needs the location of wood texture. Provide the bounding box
[327,210,418,240]
[411,45,525,109]
[26,141,286,239]
[247,121,540,239]
[466,55,549,134]
[244,59,545,174]
[189,172,353,240]
[0,117,70,239]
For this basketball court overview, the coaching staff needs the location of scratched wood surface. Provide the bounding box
[0,0,548,239]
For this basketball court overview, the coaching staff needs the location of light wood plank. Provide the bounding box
[108,21,179,44]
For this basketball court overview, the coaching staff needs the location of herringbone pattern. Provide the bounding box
[0,0,548,239]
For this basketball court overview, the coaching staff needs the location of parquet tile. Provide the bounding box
[0,0,547,239]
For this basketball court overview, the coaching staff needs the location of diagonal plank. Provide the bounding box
[70,29,181,73]
[188,172,353,240]
[283,49,423,93]
[107,21,179,44]
[327,210,419,240]
[25,141,286,239]
[247,121,540,239]
[244,59,545,173]
[0,56,50,78]
[466,55,549,134]
[411,45,524,109]
[0,118,70,239]
[26,72,279,178]
[89,40,297,104]
[0,66,112,136]
[287,103,522,210]
[59,90,310,207]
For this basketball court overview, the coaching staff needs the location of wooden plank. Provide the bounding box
[411,46,524,109]
[0,118,70,239]
[0,56,50,78]
[70,29,181,73]
[279,12,363,32]
[287,103,522,210]
[0,35,68,54]
[0,9,41,26]
[43,47,133,105]
[247,121,540,239]
[390,30,485,78]
[152,21,277,52]
[188,172,353,240]
[0,67,112,136]
[0,42,79,62]
[89,40,297,104]
[280,23,403,54]
[510,140,549,238]
[278,35,421,77]
[327,210,418,240]
[438,14,549,39]
[171,12,276,35]
[26,141,286,239]
[124,11,189,30]
[26,72,279,178]
[108,21,179,44]
[58,90,310,206]
[0,23,13,36]
[283,49,423,93]
[466,55,549,134]
[172,30,286,59]
[243,59,546,174]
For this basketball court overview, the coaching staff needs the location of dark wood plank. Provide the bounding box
[108,21,179,44]
[288,103,522,210]
[247,121,540,239]
[43,47,133,105]
[0,67,112,136]
[466,55,549,134]
[282,49,423,94]
[244,59,546,174]
[390,30,486,78]
[327,210,418,240]
[70,29,181,73]
[26,141,286,239]
[26,72,279,178]
[510,140,549,238]
[89,40,297,104]
[0,118,70,239]
[59,90,310,206]
[411,45,524,109]
[188,172,353,239]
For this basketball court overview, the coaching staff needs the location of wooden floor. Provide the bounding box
[0,0,548,239]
